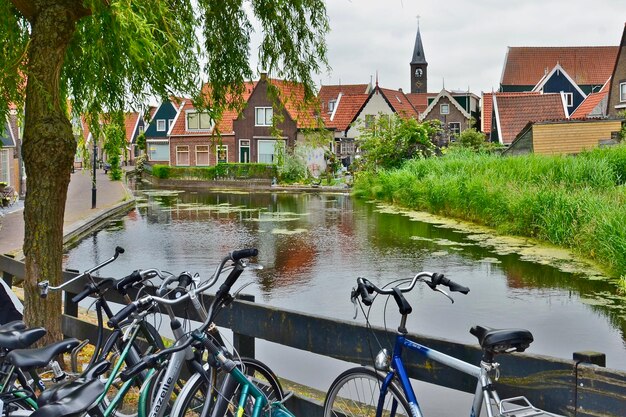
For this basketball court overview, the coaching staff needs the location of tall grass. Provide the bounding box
[354,145,626,277]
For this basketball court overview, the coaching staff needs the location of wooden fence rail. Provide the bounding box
[2,254,625,416]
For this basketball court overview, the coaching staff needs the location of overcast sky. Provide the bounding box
[311,0,625,95]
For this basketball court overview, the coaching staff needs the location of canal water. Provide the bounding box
[64,187,626,411]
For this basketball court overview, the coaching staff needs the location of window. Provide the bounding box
[440,104,450,115]
[0,149,9,185]
[620,82,626,102]
[196,145,209,166]
[563,92,574,107]
[147,141,170,161]
[364,115,375,129]
[258,140,285,164]
[449,122,461,136]
[328,100,336,113]
[138,125,144,134]
[156,120,166,131]
[255,107,273,126]
[187,112,213,130]
[216,145,228,163]
[176,145,189,166]
[168,119,175,131]
[340,142,355,155]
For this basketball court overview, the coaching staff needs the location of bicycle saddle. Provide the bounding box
[470,325,534,354]
[0,327,46,350]
[7,338,80,368]
[36,360,109,411]
[32,378,105,417]
[0,320,27,332]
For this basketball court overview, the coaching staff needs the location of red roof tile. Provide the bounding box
[124,112,139,143]
[318,84,370,114]
[405,93,432,115]
[379,87,419,119]
[482,92,540,133]
[570,90,608,119]
[266,78,320,129]
[329,94,370,131]
[501,46,618,87]
[494,93,567,144]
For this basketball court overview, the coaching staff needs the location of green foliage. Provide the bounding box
[136,132,146,152]
[103,113,125,180]
[355,115,438,172]
[278,149,308,184]
[353,145,626,278]
[454,128,487,150]
[151,163,278,180]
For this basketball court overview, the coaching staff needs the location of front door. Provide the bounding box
[239,139,250,163]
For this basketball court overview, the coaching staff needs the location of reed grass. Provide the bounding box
[353,145,626,277]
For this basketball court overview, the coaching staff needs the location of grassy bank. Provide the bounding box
[353,146,626,278]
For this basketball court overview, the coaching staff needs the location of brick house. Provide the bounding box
[233,74,320,165]
[419,89,480,144]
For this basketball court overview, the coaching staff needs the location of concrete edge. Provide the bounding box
[62,198,136,250]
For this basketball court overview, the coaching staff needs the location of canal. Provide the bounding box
[64,187,626,411]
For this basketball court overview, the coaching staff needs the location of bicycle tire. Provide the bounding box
[323,367,412,417]
[171,357,283,417]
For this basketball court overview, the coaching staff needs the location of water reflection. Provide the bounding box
[64,187,626,370]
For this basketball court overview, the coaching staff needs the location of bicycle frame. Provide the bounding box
[382,332,495,417]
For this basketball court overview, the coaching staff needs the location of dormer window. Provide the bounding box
[620,82,626,102]
[440,104,449,115]
[328,100,336,113]
[186,111,213,130]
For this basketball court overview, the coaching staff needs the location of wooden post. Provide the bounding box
[232,294,255,359]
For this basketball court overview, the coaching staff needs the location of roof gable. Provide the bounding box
[493,93,568,144]
[532,63,587,98]
[419,89,471,121]
[570,89,609,119]
[501,46,619,87]
[378,87,419,119]
[482,91,541,133]
[124,112,140,143]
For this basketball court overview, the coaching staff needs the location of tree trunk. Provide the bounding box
[21,4,79,344]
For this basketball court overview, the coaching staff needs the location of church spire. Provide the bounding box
[411,18,427,64]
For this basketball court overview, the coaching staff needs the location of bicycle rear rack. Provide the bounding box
[499,396,562,417]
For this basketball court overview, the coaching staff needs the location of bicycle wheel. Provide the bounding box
[323,367,411,417]
[171,358,283,417]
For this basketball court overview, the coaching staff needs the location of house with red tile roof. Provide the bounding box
[318,83,372,166]
[491,93,568,145]
[419,89,480,143]
[481,92,541,135]
[530,63,589,112]
[232,74,324,167]
[168,81,256,166]
[607,23,626,117]
[123,111,148,165]
[500,46,618,95]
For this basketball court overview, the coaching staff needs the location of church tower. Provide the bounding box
[410,22,428,94]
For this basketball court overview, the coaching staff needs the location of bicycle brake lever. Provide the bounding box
[244,262,264,270]
[434,287,454,304]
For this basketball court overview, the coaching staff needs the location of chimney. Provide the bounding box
[260,72,267,81]
[398,88,403,93]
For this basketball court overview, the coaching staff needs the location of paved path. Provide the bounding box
[0,168,130,257]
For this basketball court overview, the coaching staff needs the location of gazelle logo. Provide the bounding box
[151,376,174,416]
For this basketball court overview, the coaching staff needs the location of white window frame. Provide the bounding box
[0,149,10,185]
[328,100,336,113]
[255,107,273,126]
[186,111,214,131]
[440,103,450,115]
[195,145,210,166]
[176,145,190,166]
[156,120,166,132]
[449,122,461,136]
[216,145,228,163]
[239,139,251,163]
[620,82,626,102]
[168,119,175,131]
[138,125,144,134]
[563,92,574,107]
[257,139,285,164]
[340,141,355,155]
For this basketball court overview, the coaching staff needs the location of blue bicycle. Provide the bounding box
[323,272,562,417]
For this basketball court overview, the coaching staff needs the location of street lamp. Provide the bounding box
[92,141,97,209]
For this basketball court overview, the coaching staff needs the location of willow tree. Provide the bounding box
[0,0,328,342]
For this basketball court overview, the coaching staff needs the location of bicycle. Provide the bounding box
[323,272,563,417]
[105,248,286,417]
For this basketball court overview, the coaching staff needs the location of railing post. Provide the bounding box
[2,254,14,287]
[233,294,255,359]
[63,268,80,318]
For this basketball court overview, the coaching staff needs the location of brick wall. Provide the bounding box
[169,135,237,166]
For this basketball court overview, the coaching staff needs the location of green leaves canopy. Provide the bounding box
[0,0,329,119]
